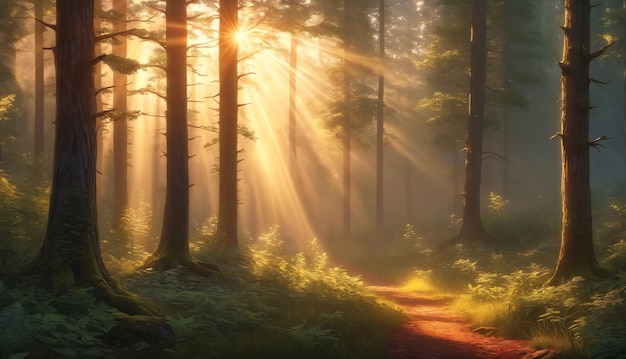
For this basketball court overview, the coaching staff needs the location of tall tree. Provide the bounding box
[216,0,240,247]
[454,0,489,242]
[112,0,128,228]
[34,0,45,161]
[547,0,611,285]
[24,0,154,315]
[342,0,353,238]
[138,0,218,275]
[376,0,385,231]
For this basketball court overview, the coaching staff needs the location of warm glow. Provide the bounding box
[234,29,249,44]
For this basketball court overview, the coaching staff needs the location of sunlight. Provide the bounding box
[234,29,249,44]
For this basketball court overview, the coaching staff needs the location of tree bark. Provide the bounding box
[216,0,240,247]
[376,0,385,232]
[95,0,103,216]
[547,0,608,285]
[289,32,298,182]
[24,0,154,316]
[34,0,44,162]
[138,0,218,275]
[454,0,489,243]
[112,0,128,228]
[342,0,352,239]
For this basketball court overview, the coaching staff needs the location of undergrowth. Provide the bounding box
[0,226,403,359]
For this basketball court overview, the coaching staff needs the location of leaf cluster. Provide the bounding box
[0,283,117,358]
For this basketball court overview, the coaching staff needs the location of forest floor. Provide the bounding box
[371,284,560,359]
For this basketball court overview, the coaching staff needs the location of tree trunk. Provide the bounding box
[623,0,626,159]
[547,0,608,285]
[289,32,298,181]
[217,0,240,247]
[138,0,218,275]
[454,0,489,243]
[34,0,44,161]
[376,0,385,232]
[25,0,154,316]
[342,0,352,239]
[95,0,103,216]
[112,0,128,228]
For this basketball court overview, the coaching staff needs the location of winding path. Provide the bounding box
[372,285,558,359]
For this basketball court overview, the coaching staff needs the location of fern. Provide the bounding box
[0,303,34,355]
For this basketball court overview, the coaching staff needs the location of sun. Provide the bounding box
[234,29,250,45]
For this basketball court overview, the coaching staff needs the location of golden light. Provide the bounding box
[234,29,249,43]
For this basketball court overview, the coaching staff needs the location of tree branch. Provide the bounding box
[588,42,614,61]
[587,135,610,151]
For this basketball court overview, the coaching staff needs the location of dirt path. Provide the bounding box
[372,285,557,359]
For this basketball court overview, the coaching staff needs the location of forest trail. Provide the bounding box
[371,285,558,359]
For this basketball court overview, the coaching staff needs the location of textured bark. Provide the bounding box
[34,0,44,161]
[376,0,385,232]
[454,0,489,243]
[342,0,352,239]
[25,0,154,316]
[138,0,218,276]
[216,0,240,247]
[112,0,128,228]
[95,0,103,212]
[547,0,607,285]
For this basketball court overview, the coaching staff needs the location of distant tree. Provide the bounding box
[598,0,626,156]
[376,0,385,231]
[112,0,129,229]
[34,0,45,161]
[138,0,219,275]
[453,0,489,242]
[316,0,377,239]
[547,0,612,285]
[216,0,240,247]
[0,0,27,165]
[23,0,154,315]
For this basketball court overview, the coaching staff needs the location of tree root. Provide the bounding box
[545,264,613,286]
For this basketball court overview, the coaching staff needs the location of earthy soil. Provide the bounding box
[373,285,558,359]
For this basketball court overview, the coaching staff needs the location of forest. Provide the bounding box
[1,0,626,358]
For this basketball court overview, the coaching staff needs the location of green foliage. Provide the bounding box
[0,170,48,271]
[103,54,142,75]
[0,283,117,358]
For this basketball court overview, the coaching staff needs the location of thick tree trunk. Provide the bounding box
[217,0,240,247]
[376,0,385,232]
[25,0,154,316]
[138,0,218,275]
[112,0,128,228]
[95,0,103,215]
[34,0,44,161]
[547,0,607,285]
[454,0,489,243]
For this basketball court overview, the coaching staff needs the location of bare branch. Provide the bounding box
[587,135,611,151]
[550,132,565,141]
[589,78,612,88]
[95,85,116,96]
[588,42,614,61]
[238,72,255,81]
[94,109,115,119]
[481,151,514,166]
[36,18,57,31]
